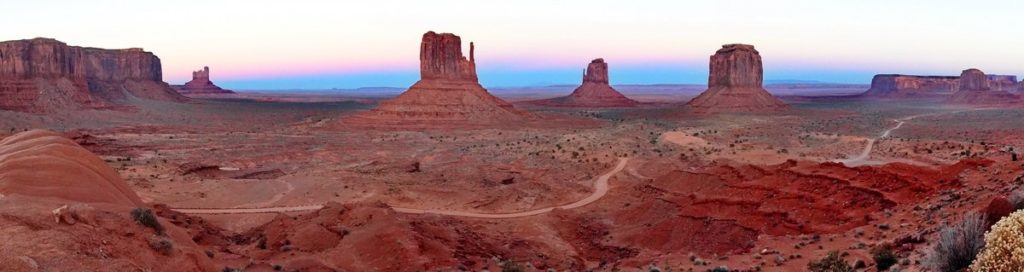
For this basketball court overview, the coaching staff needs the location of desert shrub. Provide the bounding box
[131,207,165,234]
[871,244,898,271]
[147,235,173,255]
[971,210,1024,271]
[924,213,987,272]
[501,260,525,272]
[807,251,853,272]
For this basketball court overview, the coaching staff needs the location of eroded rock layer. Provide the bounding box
[687,44,787,112]
[862,75,960,98]
[530,58,639,107]
[949,68,1022,104]
[0,38,185,112]
[175,66,234,94]
[344,32,527,127]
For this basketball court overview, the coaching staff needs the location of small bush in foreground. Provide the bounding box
[971,210,1024,271]
[871,243,898,271]
[808,251,853,272]
[131,207,164,234]
[924,213,986,272]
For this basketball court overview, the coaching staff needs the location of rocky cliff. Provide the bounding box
[343,31,528,128]
[687,44,786,112]
[863,73,1018,98]
[988,75,1018,92]
[526,58,639,107]
[175,66,234,94]
[949,68,1021,104]
[0,38,185,112]
[862,75,960,98]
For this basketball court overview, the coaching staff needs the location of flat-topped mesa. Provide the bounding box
[0,38,184,112]
[862,74,961,97]
[948,68,1021,104]
[0,38,162,81]
[419,31,477,81]
[987,75,1019,92]
[175,66,234,94]
[342,31,528,128]
[687,44,786,113]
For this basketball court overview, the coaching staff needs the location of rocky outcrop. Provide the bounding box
[0,129,143,206]
[687,44,786,112]
[174,66,234,94]
[948,68,1021,104]
[862,73,1019,98]
[988,75,1018,92]
[0,38,185,112]
[862,75,960,98]
[526,58,639,107]
[343,31,528,128]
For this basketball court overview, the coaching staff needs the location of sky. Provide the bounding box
[2,0,1022,90]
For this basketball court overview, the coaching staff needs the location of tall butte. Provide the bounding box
[532,58,639,107]
[948,68,1021,104]
[344,31,528,127]
[0,38,185,112]
[687,44,786,113]
[174,66,234,94]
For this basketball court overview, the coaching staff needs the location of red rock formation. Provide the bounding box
[862,75,961,98]
[344,31,528,127]
[527,58,639,107]
[988,75,1019,92]
[0,130,217,271]
[0,38,185,112]
[863,73,1019,98]
[687,44,786,112]
[948,68,1021,104]
[981,197,1014,228]
[174,66,234,94]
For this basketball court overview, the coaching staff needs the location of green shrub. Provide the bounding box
[808,251,853,272]
[871,244,898,271]
[131,207,165,234]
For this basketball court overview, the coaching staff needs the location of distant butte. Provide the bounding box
[526,58,640,107]
[948,68,1022,105]
[862,73,1019,98]
[0,38,185,112]
[174,66,234,94]
[342,31,529,128]
[687,44,787,113]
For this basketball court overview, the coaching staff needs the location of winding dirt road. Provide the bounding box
[836,109,988,166]
[172,158,630,219]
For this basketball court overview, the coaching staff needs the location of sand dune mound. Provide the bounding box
[343,31,529,128]
[0,129,142,207]
[687,44,787,113]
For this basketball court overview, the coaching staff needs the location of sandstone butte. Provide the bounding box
[0,130,217,271]
[174,66,234,94]
[687,44,787,113]
[948,68,1022,105]
[344,31,529,127]
[533,58,640,107]
[862,73,1019,98]
[0,38,186,112]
